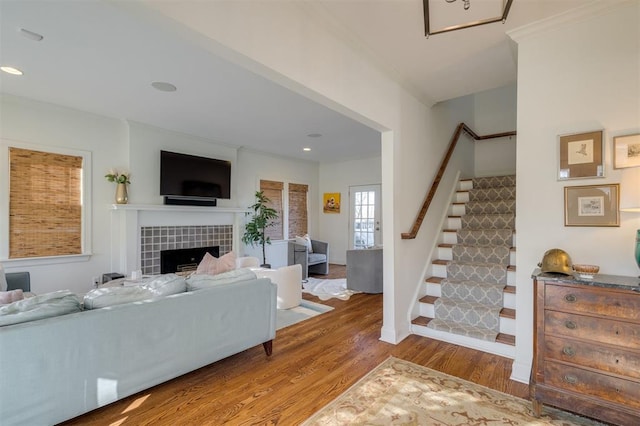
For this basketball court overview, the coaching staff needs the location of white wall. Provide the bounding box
[236,148,320,266]
[319,155,382,265]
[509,0,640,383]
[0,94,128,294]
[142,1,477,343]
[0,95,320,292]
[472,84,518,177]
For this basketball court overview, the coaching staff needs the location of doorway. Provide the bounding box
[349,184,382,249]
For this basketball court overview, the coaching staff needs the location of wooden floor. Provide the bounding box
[63,264,528,425]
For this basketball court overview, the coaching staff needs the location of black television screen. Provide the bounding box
[160,150,231,200]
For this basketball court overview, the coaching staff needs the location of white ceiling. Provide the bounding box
[0,0,584,163]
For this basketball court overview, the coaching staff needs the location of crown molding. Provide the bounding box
[507,0,632,43]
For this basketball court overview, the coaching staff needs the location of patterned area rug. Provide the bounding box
[303,357,604,425]
[303,278,359,301]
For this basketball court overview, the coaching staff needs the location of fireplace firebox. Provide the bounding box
[160,246,219,274]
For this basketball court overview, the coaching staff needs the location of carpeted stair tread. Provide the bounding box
[424,276,516,295]
[426,318,499,342]
[446,261,508,284]
[456,229,513,246]
[465,199,515,215]
[412,316,516,346]
[419,296,513,321]
[440,279,505,307]
[433,298,501,332]
[452,244,511,265]
[461,214,515,230]
[468,186,516,202]
[471,175,516,189]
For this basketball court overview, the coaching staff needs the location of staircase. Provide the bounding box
[411,175,517,358]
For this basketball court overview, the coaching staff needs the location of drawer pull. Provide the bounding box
[564,294,577,303]
[562,346,575,357]
[565,320,577,330]
[564,375,578,385]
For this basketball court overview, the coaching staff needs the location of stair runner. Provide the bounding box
[426,175,515,342]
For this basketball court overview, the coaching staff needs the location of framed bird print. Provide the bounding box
[558,130,604,180]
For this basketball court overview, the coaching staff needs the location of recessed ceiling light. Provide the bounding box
[151,81,177,92]
[307,133,322,138]
[20,28,43,41]
[1,66,23,75]
[303,147,312,152]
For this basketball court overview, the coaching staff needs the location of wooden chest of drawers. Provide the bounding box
[531,272,640,425]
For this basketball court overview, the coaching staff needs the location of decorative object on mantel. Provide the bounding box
[242,191,279,268]
[105,170,131,204]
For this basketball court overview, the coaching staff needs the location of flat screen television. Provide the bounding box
[160,150,231,206]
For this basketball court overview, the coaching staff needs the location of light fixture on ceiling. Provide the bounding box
[303,147,312,152]
[151,81,177,92]
[423,0,514,38]
[1,66,23,75]
[307,133,322,138]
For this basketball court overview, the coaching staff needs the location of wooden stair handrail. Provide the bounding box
[401,123,516,240]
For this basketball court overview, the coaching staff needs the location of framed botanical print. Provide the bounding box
[564,183,619,227]
[558,130,604,180]
[613,133,640,169]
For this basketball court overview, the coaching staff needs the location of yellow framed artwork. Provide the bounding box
[323,192,341,213]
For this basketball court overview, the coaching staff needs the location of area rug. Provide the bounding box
[303,277,358,301]
[276,299,333,330]
[302,357,604,425]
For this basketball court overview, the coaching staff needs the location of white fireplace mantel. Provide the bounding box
[110,204,250,214]
[109,204,250,275]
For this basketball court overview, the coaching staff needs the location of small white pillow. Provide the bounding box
[0,263,7,292]
[295,234,313,253]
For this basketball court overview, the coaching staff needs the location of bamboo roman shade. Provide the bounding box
[9,147,83,258]
[288,183,308,238]
[259,179,283,241]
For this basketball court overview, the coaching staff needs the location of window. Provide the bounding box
[9,147,84,258]
[259,179,283,240]
[288,183,308,238]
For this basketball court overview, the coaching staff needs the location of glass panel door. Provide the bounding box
[350,184,382,249]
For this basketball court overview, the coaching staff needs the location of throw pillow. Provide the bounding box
[0,263,7,292]
[295,234,313,253]
[0,290,24,305]
[196,251,237,276]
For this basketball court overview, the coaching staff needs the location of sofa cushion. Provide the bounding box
[143,274,187,296]
[196,251,237,276]
[186,268,257,291]
[308,252,327,265]
[83,274,187,309]
[0,290,81,326]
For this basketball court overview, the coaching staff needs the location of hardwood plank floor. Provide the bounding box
[62,264,528,425]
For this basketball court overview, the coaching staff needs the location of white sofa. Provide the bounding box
[0,276,277,426]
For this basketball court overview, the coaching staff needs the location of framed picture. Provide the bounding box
[613,133,640,169]
[323,192,341,214]
[558,130,604,180]
[564,183,619,227]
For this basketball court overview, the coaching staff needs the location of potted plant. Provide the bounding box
[242,191,279,268]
